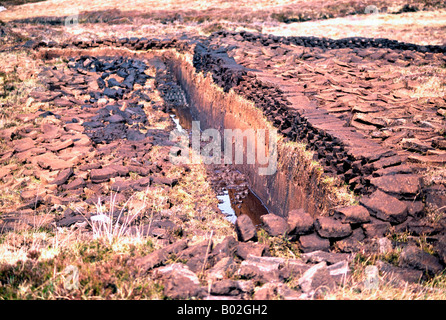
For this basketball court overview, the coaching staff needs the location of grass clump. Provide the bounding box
[0,226,164,299]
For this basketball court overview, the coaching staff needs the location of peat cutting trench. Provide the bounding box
[2,31,446,298]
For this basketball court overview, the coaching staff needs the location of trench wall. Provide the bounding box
[167,51,351,217]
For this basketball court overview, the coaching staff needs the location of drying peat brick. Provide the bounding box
[13,138,35,153]
[298,262,336,294]
[399,245,443,276]
[301,250,351,265]
[154,263,205,299]
[133,240,188,272]
[29,91,62,102]
[370,174,422,197]
[45,139,74,152]
[237,255,285,283]
[56,215,87,227]
[212,236,238,260]
[260,213,289,237]
[235,214,257,242]
[107,164,129,176]
[333,228,366,253]
[373,164,413,177]
[360,190,408,224]
[53,98,74,108]
[314,216,352,239]
[90,167,119,183]
[407,219,443,236]
[128,165,151,176]
[333,205,370,225]
[287,208,314,235]
[424,184,446,213]
[235,242,268,260]
[37,154,74,171]
[435,235,446,265]
[49,167,74,186]
[370,155,401,170]
[209,279,254,297]
[63,177,86,191]
[151,176,178,187]
[299,233,330,253]
[362,219,391,238]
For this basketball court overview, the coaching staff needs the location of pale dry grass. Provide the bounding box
[2,0,444,53]
[324,266,446,300]
[0,164,233,299]
[326,281,446,300]
[0,0,322,21]
[0,50,45,126]
[0,222,163,299]
[264,9,446,45]
[393,64,446,99]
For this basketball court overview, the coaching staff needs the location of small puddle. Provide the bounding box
[169,113,186,133]
[172,106,193,131]
[226,187,268,227]
[216,187,269,227]
[217,189,237,224]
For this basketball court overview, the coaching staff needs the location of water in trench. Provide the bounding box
[170,106,269,226]
[225,187,268,227]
